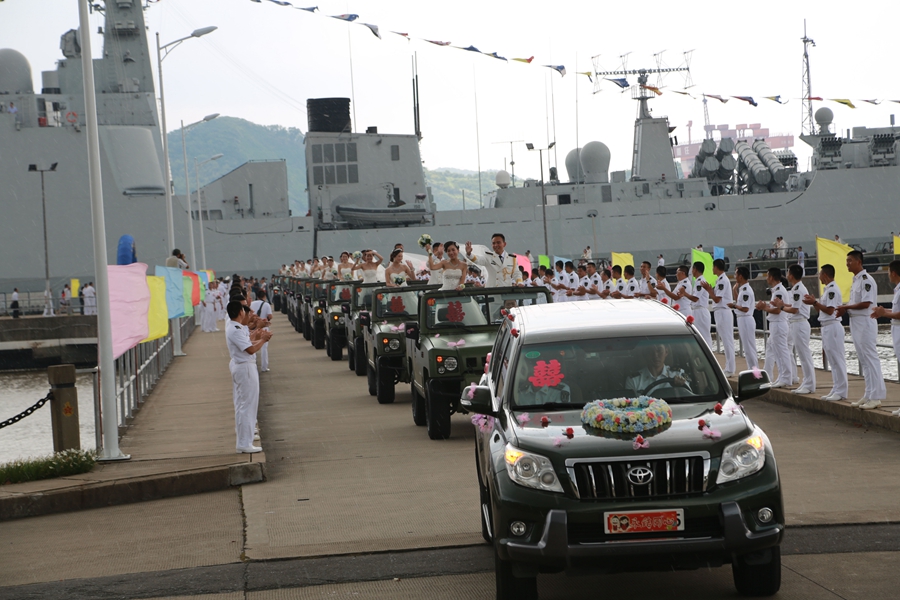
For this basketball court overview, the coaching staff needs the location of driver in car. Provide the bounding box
[625,344,692,395]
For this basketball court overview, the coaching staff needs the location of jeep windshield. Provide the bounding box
[509,335,726,409]
[374,289,421,318]
[329,283,354,303]
[314,283,328,300]
[424,292,549,329]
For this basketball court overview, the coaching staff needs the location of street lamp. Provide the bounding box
[194,153,224,270]
[156,26,218,257]
[156,25,216,358]
[526,141,555,256]
[180,113,219,269]
[29,162,58,316]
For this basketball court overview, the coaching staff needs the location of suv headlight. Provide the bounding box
[716,427,766,484]
[504,444,564,493]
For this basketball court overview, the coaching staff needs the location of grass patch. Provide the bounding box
[0,449,96,485]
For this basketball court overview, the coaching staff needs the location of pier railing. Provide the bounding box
[87,316,195,451]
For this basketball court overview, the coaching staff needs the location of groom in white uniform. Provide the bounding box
[225,301,272,453]
[464,233,523,288]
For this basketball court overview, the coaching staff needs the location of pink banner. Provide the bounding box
[516,253,532,273]
[108,263,151,359]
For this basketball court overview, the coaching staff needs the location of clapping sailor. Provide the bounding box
[707,259,736,376]
[870,260,900,415]
[225,301,272,454]
[729,267,758,371]
[682,262,712,347]
[803,264,847,401]
[757,268,792,388]
[777,265,816,394]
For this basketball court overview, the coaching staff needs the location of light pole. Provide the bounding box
[156,25,216,358]
[194,153,224,270]
[526,141,555,256]
[180,114,219,270]
[29,162,58,316]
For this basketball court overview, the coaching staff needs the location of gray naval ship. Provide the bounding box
[1,0,898,293]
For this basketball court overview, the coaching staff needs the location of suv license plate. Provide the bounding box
[604,509,684,534]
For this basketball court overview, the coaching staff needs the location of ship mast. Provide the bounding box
[800,20,816,135]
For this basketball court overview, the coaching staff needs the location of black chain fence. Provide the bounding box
[0,391,54,430]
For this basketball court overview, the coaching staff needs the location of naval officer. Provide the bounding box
[681,262,712,347]
[226,300,272,453]
[776,265,816,394]
[803,264,847,401]
[465,233,523,287]
[729,266,758,371]
[757,268,792,388]
[668,266,693,319]
[870,260,900,415]
[706,259,735,375]
[836,251,885,410]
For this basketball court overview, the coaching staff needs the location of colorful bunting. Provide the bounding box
[544,65,566,76]
[360,23,381,39]
[732,96,758,107]
[295,5,317,11]
[861,99,881,105]
[764,95,786,104]
[426,39,451,46]
[830,98,856,108]
[459,45,482,53]
[392,31,409,38]
[806,96,823,101]
[330,13,358,21]
[486,52,507,61]
[704,94,728,103]
[605,77,629,89]
[641,84,662,95]
[577,71,593,83]
[267,0,293,5]
[672,90,695,98]
[512,56,535,64]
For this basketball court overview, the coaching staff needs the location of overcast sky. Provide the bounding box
[3,0,899,179]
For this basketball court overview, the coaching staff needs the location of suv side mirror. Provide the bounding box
[359,312,371,327]
[404,322,419,341]
[736,369,770,402]
[304,295,311,304]
[341,303,351,314]
[318,299,327,308]
[461,385,495,416]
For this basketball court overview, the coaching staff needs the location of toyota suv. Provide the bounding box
[463,300,782,599]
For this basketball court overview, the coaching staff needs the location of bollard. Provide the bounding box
[48,364,80,452]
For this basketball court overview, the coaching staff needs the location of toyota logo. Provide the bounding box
[627,466,653,485]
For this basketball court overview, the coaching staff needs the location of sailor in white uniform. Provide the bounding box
[426,242,445,287]
[757,268,792,388]
[730,267,758,371]
[225,301,272,453]
[870,259,900,415]
[708,259,735,375]
[83,283,97,316]
[250,290,273,372]
[804,264,847,401]
[464,234,523,288]
[682,262,712,347]
[778,265,816,394]
[612,265,639,299]
[836,251,885,409]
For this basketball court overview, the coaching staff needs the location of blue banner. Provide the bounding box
[154,266,186,319]
[713,246,725,260]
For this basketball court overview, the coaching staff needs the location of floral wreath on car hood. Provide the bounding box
[580,397,673,434]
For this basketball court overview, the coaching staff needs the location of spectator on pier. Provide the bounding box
[804,264,847,401]
[797,247,806,269]
[226,301,272,453]
[165,249,189,270]
[756,268,792,388]
[10,288,20,318]
[83,282,96,316]
[657,254,665,268]
[870,260,900,415]
[836,251,885,410]
[775,265,815,394]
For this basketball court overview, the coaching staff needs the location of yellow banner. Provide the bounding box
[611,252,634,270]
[816,236,853,299]
[70,278,80,298]
[141,276,169,342]
[894,236,899,255]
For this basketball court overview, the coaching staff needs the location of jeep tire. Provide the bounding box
[330,329,342,361]
[425,382,451,440]
[313,321,325,350]
[494,544,537,600]
[375,361,395,404]
[347,341,356,371]
[411,380,426,426]
[732,546,781,597]
[367,361,377,396]
[354,337,367,376]
[302,315,311,340]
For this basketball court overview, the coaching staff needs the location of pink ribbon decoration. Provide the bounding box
[702,426,722,439]
[751,367,763,380]
[466,382,477,399]
[516,412,531,425]
[632,435,650,450]
[447,339,466,348]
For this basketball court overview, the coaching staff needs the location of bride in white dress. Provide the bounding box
[385,248,416,287]
[355,250,384,283]
[429,241,468,291]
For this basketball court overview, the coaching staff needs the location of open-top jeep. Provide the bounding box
[323,280,359,361]
[406,286,552,440]
[305,280,329,349]
[297,279,318,340]
[346,282,385,376]
[362,285,439,404]
[463,300,782,599]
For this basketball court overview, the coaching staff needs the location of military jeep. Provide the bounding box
[346,282,385,376]
[362,285,439,404]
[323,280,359,361]
[405,286,552,440]
[306,280,329,349]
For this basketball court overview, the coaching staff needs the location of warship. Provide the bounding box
[1,0,898,294]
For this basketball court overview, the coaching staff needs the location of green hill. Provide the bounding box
[167,117,525,215]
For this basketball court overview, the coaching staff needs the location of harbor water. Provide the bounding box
[0,371,96,465]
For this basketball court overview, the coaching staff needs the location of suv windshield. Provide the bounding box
[374,289,420,318]
[425,292,548,329]
[330,283,354,303]
[509,335,726,408]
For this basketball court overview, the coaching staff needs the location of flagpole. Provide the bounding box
[549,40,558,169]
[473,64,482,208]
[347,22,357,133]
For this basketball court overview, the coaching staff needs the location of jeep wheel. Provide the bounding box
[313,322,325,350]
[347,342,356,371]
[376,362,395,404]
[732,546,781,597]
[324,334,331,357]
[302,317,311,340]
[367,361,377,396]
[411,381,426,426]
[354,338,367,376]
[494,545,537,600]
[425,387,452,440]
[330,329,342,361]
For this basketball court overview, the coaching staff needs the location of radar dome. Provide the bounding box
[564,148,584,183]
[815,107,833,134]
[0,48,34,94]
[495,169,511,189]
[580,141,610,184]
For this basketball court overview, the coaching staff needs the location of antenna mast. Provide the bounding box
[801,20,816,135]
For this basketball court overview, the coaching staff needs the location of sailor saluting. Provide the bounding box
[465,233,523,288]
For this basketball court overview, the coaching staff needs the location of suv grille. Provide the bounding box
[566,453,709,500]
